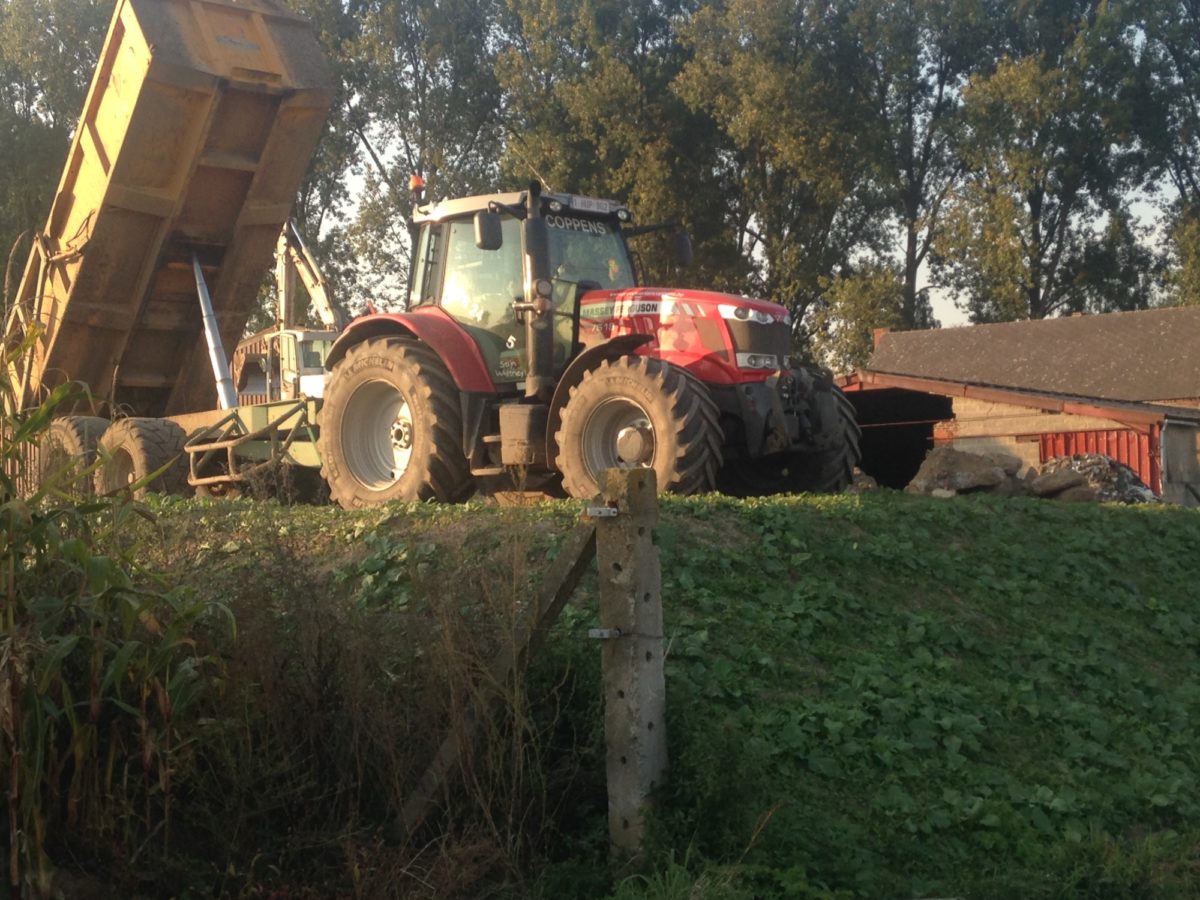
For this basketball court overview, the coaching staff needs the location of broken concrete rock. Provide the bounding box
[990,475,1034,498]
[981,450,1024,477]
[847,467,879,494]
[905,447,1010,496]
[905,448,1162,504]
[1029,469,1088,497]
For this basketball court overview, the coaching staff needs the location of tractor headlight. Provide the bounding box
[718,304,775,325]
[736,352,784,370]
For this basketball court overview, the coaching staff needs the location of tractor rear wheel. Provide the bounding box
[94,417,190,498]
[719,382,860,495]
[37,416,109,497]
[318,337,472,508]
[555,355,722,498]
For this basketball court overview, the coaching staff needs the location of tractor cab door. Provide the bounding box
[431,216,528,385]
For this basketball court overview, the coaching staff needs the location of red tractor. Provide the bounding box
[316,182,860,507]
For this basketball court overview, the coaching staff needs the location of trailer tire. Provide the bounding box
[318,337,472,508]
[719,383,861,495]
[555,355,721,498]
[94,417,191,498]
[37,416,110,497]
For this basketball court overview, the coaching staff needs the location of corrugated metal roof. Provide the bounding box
[866,307,1200,403]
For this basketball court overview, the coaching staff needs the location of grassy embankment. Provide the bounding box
[94,489,1200,899]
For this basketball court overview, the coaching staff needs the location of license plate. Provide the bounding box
[569,195,609,214]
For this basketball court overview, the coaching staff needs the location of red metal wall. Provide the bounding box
[1038,426,1161,494]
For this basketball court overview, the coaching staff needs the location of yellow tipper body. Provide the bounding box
[7,0,332,417]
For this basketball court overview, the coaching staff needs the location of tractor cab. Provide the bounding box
[408,188,639,390]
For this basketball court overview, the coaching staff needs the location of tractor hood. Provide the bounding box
[576,286,790,325]
[575,286,794,386]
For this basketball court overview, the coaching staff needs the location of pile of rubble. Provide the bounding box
[903,448,1160,504]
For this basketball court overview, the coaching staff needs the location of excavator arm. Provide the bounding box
[277,220,346,331]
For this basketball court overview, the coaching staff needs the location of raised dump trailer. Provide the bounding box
[5,0,332,422]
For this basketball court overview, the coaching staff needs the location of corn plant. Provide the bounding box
[1,335,229,898]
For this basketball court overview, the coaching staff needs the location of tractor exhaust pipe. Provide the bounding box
[522,181,555,403]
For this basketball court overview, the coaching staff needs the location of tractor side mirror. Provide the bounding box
[672,231,694,268]
[475,211,503,251]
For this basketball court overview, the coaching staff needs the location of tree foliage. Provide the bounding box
[679,0,887,339]
[1,0,1198,359]
[848,0,987,330]
[809,261,905,371]
[0,0,110,306]
[933,3,1150,321]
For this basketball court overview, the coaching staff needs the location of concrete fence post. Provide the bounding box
[592,468,667,858]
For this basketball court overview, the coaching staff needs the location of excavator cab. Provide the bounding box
[231,222,342,406]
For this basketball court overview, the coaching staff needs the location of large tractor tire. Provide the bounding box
[555,355,722,499]
[318,337,472,508]
[719,382,861,496]
[36,416,109,497]
[94,417,190,498]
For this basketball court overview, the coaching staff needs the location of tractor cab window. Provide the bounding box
[441,217,523,324]
[545,215,635,290]
[440,216,526,382]
[410,224,442,307]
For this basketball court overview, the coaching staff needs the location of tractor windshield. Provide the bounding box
[545,214,635,289]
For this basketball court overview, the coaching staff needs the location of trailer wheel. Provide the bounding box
[719,383,861,495]
[94,418,191,498]
[318,337,472,508]
[37,416,110,497]
[555,356,722,498]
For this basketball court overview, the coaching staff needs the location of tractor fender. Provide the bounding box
[546,334,654,459]
[325,307,496,393]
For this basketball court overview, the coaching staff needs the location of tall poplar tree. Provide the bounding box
[678,0,886,340]
[1140,0,1200,304]
[932,0,1148,321]
[496,0,741,287]
[848,0,989,329]
[334,0,506,306]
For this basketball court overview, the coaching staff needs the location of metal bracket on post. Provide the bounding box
[585,504,619,519]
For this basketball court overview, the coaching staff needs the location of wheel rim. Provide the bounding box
[109,448,137,489]
[580,397,656,480]
[40,440,69,480]
[341,379,415,490]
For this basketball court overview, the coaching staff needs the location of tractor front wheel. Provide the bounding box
[719,382,861,495]
[555,355,721,498]
[318,337,472,508]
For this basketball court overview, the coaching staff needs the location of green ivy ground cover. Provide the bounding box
[124,490,1200,898]
[581,491,1200,899]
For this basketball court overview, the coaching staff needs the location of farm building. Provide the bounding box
[839,306,1200,505]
